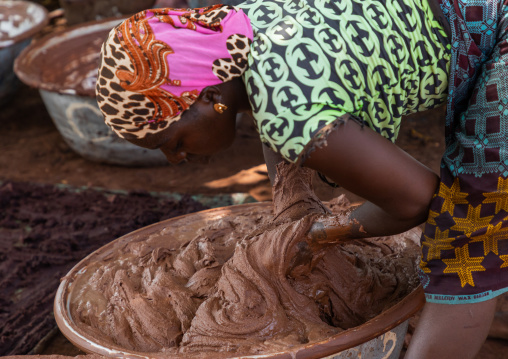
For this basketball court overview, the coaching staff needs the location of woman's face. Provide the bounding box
[128,101,237,164]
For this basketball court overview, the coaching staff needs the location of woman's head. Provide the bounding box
[96,5,253,145]
[127,81,244,164]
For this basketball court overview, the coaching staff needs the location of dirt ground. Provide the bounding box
[0,180,210,355]
[2,2,508,357]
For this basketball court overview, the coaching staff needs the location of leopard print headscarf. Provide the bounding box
[96,5,253,140]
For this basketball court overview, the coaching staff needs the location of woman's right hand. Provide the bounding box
[305,213,362,249]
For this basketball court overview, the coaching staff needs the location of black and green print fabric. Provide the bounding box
[241,0,451,162]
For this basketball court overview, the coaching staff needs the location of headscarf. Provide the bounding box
[96,5,253,140]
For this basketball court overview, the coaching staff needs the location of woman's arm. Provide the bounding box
[304,118,439,239]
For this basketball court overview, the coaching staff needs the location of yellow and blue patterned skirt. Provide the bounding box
[420,0,508,304]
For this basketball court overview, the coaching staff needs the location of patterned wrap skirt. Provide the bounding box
[420,0,508,304]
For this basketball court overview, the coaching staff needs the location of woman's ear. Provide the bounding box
[200,85,222,104]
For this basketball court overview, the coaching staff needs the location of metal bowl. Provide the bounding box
[14,18,168,166]
[54,202,425,359]
[0,0,48,104]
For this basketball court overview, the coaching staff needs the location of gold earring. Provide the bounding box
[214,103,228,114]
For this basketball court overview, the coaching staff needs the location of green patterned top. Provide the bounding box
[241,0,451,163]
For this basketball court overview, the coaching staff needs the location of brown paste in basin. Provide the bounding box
[68,162,420,357]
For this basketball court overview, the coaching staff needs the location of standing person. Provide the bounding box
[95,0,508,357]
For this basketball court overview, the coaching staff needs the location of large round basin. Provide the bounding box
[55,202,425,359]
[14,18,168,167]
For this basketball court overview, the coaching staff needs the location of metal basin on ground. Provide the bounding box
[0,0,48,104]
[14,18,168,167]
[54,202,425,359]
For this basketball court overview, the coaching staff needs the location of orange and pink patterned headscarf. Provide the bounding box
[96,5,253,140]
